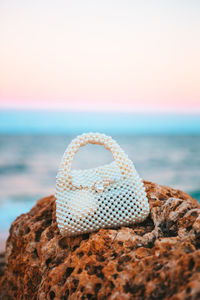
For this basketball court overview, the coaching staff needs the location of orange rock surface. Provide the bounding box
[1,181,200,300]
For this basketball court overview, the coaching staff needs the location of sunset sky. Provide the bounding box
[0,1,200,113]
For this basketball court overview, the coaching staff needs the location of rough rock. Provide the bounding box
[1,181,200,300]
[0,253,5,278]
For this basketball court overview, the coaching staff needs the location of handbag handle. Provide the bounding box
[58,132,138,183]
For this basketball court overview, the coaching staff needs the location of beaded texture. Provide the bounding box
[55,133,150,237]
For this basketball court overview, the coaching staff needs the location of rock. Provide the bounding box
[0,253,5,278]
[0,181,200,300]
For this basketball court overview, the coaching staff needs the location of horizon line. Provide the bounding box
[0,107,200,116]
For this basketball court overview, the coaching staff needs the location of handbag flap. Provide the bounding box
[71,161,121,189]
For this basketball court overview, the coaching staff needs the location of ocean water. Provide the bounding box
[0,135,200,235]
[1,110,200,135]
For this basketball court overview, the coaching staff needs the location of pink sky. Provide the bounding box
[0,1,200,113]
[0,97,200,114]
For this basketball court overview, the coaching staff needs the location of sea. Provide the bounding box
[0,111,200,245]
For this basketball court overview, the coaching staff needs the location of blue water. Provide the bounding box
[0,110,200,135]
[0,134,199,234]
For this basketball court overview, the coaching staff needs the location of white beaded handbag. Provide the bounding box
[55,133,149,237]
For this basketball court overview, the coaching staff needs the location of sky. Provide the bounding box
[0,0,200,113]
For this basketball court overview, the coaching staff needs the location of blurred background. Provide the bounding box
[0,1,200,250]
